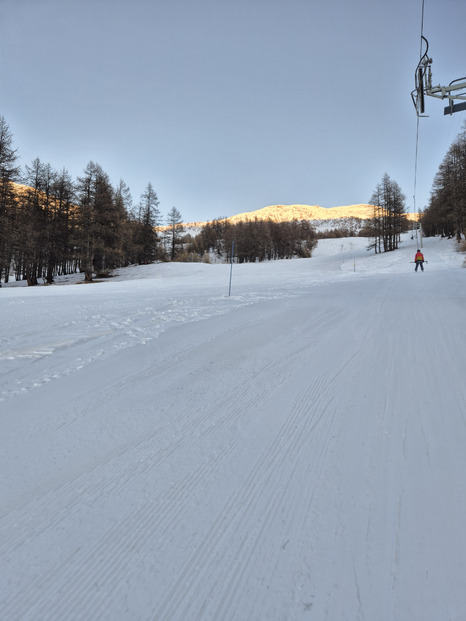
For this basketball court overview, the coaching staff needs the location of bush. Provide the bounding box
[95,270,114,279]
[173,251,205,263]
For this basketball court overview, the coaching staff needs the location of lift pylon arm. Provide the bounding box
[412,36,466,116]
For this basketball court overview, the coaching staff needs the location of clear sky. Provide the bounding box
[1,0,465,223]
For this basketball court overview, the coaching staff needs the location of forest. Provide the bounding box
[185,218,318,263]
[0,115,191,285]
[421,123,466,242]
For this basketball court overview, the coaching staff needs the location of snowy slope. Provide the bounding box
[1,235,466,620]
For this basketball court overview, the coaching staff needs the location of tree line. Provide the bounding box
[186,218,318,263]
[0,116,185,285]
[421,122,466,241]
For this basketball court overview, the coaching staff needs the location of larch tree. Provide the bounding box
[19,157,53,285]
[51,168,75,277]
[369,173,407,253]
[0,116,20,285]
[114,179,135,265]
[166,206,184,260]
[137,182,161,264]
[75,161,116,282]
[423,124,466,240]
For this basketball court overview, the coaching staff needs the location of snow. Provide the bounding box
[1,234,466,620]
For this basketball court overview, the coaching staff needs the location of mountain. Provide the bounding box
[227,203,375,224]
[187,203,419,227]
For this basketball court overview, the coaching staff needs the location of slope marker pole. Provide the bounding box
[228,240,234,296]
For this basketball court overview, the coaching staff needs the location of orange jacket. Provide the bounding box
[415,251,424,262]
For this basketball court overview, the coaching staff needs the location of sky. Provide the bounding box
[1,0,465,223]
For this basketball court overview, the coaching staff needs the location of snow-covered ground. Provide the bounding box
[1,235,466,620]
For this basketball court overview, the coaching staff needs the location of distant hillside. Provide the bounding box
[187,204,419,227]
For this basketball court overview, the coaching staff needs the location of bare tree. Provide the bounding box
[166,206,184,260]
[369,174,407,253]
[75,162,117,281]
[0,116,20,285]
[423,124,466,240]
[51,168,75,276]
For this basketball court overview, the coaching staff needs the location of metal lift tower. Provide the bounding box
[412,36,466,116]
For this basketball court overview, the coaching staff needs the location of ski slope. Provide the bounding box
[1,235,466,620]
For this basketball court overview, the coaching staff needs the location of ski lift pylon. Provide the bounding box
[412,35,466,116]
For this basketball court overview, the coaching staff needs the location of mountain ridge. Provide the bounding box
[187,203,418,227]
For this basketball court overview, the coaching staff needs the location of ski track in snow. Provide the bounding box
[1,235,466,620]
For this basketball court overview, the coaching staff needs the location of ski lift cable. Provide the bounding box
[412,0,425,227]
[419,0,425,61]
[411,0,427,117]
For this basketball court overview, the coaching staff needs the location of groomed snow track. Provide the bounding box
[1,235,466,620]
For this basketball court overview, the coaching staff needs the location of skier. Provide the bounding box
[414,249,425,272]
